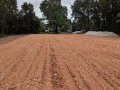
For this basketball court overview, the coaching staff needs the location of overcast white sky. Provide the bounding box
[17,0,75,19]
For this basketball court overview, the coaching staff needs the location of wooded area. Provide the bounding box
[71,0,120,34]
[40,0,71,33]
[0,0,120,37]
[0,0,45,37]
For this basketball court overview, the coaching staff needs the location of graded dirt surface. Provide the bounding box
[0,34,120,90]
[0,35,25,45]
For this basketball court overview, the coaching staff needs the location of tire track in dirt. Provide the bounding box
[58,35,120,71]
[26,36,53,90]
[27,37,49,90]
[0,35,45,90]
[60,35,120,89]
[66,41,119,84]
[52,35,118,89]
[69,35,120,60]
[69,41,119,90]
[0,40,37,89]
[10,36,46,90]
[49,38,66,90]
[0,34,120,90]
[38,59,47,89]
[51,36,93,90]
[0,39,35,81]
[45,36,82,90]
[65,63,83,90]
[22,43,45,89]
[74,41,120,69]
[64,40,120,88]
[0,36,35,72]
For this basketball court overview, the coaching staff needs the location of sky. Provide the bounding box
[17,0,75,19]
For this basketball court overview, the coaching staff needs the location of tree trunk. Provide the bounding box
[1,21,4,37]
[87,8,90,31]
[55,24,58,34]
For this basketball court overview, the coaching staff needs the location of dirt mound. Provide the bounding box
[73,30,85,34]
[85,31,118,36]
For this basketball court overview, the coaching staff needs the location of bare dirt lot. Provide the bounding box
[0,34,120,90]
[0,35,25,45]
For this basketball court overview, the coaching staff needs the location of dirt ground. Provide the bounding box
[0,34,120,90]
[0,35,26,45]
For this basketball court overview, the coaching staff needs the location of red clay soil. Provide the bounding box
[0,34,120,90]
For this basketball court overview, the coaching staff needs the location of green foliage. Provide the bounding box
[72,0,120,34]
[1,0,119,35]
[40,0,70,33]
[0,1,45,36]
[0,0,17,36]
[17,2,39,34]
[117,13,120,22]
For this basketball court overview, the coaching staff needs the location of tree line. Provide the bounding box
[71,0,120,34]
[40,0,71,33]
[0,0,71,37]
[0,0,120,37]
[0,0,46,37]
